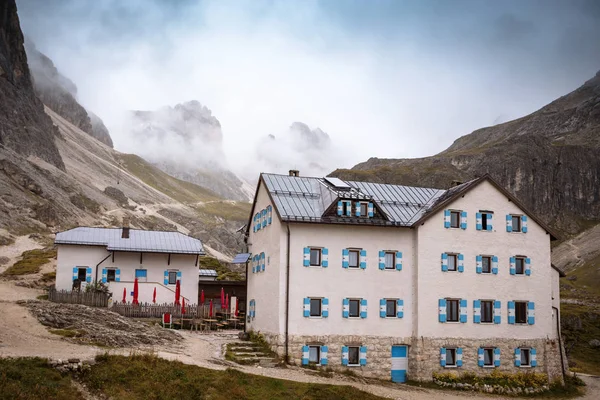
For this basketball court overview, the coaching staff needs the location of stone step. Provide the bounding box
[229,346,262,352]
[233,352,271,358]
[236,356,276,362]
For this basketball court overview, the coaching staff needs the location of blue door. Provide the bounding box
[391,345,408,383]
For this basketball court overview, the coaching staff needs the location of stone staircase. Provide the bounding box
[226,342,279,367]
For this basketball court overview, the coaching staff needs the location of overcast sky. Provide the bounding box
[16,0,600,174]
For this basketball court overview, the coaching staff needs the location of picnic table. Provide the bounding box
[204,318,218,331]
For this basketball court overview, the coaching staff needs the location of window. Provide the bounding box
[520,348,531,367]
[386,299,396,317]
[482,256,491,274]
[446,348,456,367]
[360,203,368,217]
[310,298,322,317]
[512,215,522,232]
[135,269,147,282]
[310,248,321,266]
[515,301,528,324]
[483,348,494,367]
[384,252,395,270]
[446,299,459,322]
[450,211,460,228]
[481,300,493,323]
[348,299,361,318]
[343,201,351,216]
[309,346,320,364]
[348,250,360,268]
[482,213,489,230]
[168,271,178,285]
[348,346,360,366]
[447,254,457,271]
[515,257,525,275]
[107,269,116,282]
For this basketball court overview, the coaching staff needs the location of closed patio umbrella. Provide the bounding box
[200,289,205,304]
[209,299,213,317]
[220,287,225,309]
[181,297,186,315]
[132,278,139,305]
[174,279,181,306]
[122,287,126,304]
[225,294,229,312]
[152,287,156,303]
[235,297,239,317]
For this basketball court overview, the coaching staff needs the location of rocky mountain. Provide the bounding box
[24,39,113,147]
[333,71,600,237]
[125,101,252,201]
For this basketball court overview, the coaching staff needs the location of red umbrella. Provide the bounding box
[122,287,126,304]
[152,287,156,303]
[209,299,213,317]
[220,287,225,309]
[174,279,181,306]
[200,290,205,304]
[225,294,229,312]
[132,278,139,305]
[235,297,239,317]
[181,297,186,315]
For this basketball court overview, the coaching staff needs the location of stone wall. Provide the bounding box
[260,333,564,383]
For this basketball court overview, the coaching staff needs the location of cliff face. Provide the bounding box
[0,0,64,169]
[332,71,600,236]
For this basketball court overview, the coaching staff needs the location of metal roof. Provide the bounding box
[262,173,446,226]
[55,227,205,255]
[199,269,218,276]
[232,253,251,264]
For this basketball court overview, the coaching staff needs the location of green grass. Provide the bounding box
[0,357,81,400]
[84,353,386,400]
[196,201,252,222]
[39,271,56,283]
[1,248,56,276]
[48,329,85,338]
[561,303,600,375]
[199,257,243,281]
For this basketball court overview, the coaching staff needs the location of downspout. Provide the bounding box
[285,223,291,363]
[552,306,567,381]
[94,252,112,283]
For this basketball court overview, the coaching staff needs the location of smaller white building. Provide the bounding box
[54,227,204,304]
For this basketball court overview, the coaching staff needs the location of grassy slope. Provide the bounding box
[196,201,252,222]
[1,248,56,276]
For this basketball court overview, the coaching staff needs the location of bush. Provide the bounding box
[1,248,56,276]
[433,369,548,388]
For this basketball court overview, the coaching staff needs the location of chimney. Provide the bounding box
[289,169,299,177]
[122,217,130,239]
[451,180,463,187]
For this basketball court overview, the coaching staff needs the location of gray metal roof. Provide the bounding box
[232,253,251,264]
[262,173,446,226]
[55,227,205,255]
[199,269,218,276]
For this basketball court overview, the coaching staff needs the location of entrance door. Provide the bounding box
[391,345,408,383]
[77,268,87,281]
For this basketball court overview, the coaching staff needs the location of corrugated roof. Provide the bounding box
[55,227,205,255]
[232,253,251,264]
[199,269,218,276]
[262,173,446,226]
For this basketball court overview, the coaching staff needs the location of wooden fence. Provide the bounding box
[48,288,110,307]
[111,303,231,319]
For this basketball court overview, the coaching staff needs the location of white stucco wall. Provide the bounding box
[56,244,199,304]
[415,180,554,339]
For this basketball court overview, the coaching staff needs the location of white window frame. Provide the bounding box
[481,255,492,274]
[309,248,322,267]
[385,299,397,318]
[135,268,147,283]
[446,298,460,323]
[483,347,495,368]
[445,348,457,368]
[447,253,458,272]
[347,346,360,367]
[450,210,461,229]
[308,345,321,365]
[309,297,323,318]
[168,270,178,285]
[384,251,396,270]
[511,214,522,232]
[348,249,360,269]
[359,202,368,218]
[520,348,531,367]
[480,300,494,324]
[348,298,361,319]
[515,256,526,275]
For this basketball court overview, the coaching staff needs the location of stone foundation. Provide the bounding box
[258,332,564,383]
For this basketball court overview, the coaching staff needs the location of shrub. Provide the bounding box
[433,370,548,388]
[1,248,56,276]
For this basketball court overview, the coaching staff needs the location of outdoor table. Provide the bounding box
[181,317,194,330]
[204,318,218,331]
[227,318,239,329]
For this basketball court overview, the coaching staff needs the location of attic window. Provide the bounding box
[360,203,368,217]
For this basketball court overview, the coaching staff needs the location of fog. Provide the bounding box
[16,0,600,179]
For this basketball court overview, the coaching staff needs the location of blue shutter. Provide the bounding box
[460,211,467,229]
[261,253,266,272]
[440,347,446,367]
[494,348,501,367]
[322,298,329,318]
[164,270,169,285]
[396,252,403,270]
[101,268,107,283]
[514,348,521,367]
[478,348,484,367]
[379,298,386,318]
[438,298,447,323]
[522,215,528,233]
[368,202,374,217]
[177,271,182,282]
[360,299,368,318]
[525,258,531,276]
[510,257,516,275]
[528,302,535,325]
[337,201,343,216]
[345,201,351,216]
[492,256,499,275]
[72,267,78,281]
[444,210,450,228]
[456,348,463,367]
[342,249,349,269]
[359,346,367,366]
[473,300,481,323]
[378,251,385,270]
[397,299,404,318]
[303,298,310,317]
[301,345,309,365]
[257,213,261,231]
[303,247,310,267]
[342,346,349,365]
[355,202,361,217]
[508,301,515,324]
[322,248,329,268]
[441,253,448,272]
[476,212,482,230]
[253,214,256,233]
[494,300,501,324]
[506,214,512,232]
[86,267,92,283]
[359,250,367,269]
[458,253,464,273]
[342,298,349,318]
[531,348,537,367]
[268,206,272,225]
[321,346,329,365]
[252,255,256,273]
[460,299,467,323]
[262,209,267,228]
[487,213,493,231]
[115,268,121,282]
[476,255,482,274]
